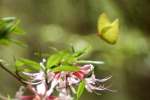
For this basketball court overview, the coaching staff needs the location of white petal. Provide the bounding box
[68,77,80,85]
[46,78,59,96]
[36,82,46,95]
[70,85,76,94]
[85,84,93,93]
[58,94,73,100]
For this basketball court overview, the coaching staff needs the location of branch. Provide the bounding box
[0,62,26,85]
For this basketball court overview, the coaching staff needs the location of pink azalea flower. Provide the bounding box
[19,95,57,100]
[72,64,93,80]
[15,58,111,100]
[84,72,112,93]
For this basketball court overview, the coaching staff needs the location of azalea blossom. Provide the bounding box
[15,58,111,100]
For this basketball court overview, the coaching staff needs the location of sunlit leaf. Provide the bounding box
[9,39,27,47]
[0,39,11,45]
[7,19,20,34]
[51,65,80,72]
[72,47,88,58]
[62,53,77,64]
[97,13,119,44]
[47,48,89,70]
[76,80,85,100]
[0,18,17,36]
[13,26,25,35]
[46,51,67,68]
[15,58,40,72]
[1,17,16,23]
[0,17,25,45]
[46,51,78,69]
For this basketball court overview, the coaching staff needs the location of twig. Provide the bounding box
[0,62,25,85]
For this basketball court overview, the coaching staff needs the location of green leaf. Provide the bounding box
[76,80,85,100]
[1,17,16,23]
[0,20,15,35]
[46,49,88,69]
[72,47,87,58]
[7,19,20,33]
[46,51,77,69]
[15,58,40,72]
[61,52,76,64]
[13,26,25,35]
[0,17,24,40]
[0,39,11,45]
[9,39,27,47]
[51,65,80,72]
[46,51,66,68]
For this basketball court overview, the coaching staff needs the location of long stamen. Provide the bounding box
[76,60,104,64]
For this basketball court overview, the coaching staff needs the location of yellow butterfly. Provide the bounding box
[97,13,119,44]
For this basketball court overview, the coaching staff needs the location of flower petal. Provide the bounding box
[19,96,34,100]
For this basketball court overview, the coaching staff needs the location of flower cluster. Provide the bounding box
[15,61,110,100]
[14,50,111,100]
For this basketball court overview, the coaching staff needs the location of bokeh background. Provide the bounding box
[0,0,150,100]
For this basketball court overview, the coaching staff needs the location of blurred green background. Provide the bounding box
[0,0,150,100]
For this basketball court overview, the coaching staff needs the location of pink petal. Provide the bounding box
[80,64,93,75]
[19,96,34,100]
[36,81,47,96]
[73,71,84,79]
[46,96,57,100]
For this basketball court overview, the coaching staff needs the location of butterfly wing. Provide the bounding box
[97,13,111,33]
[101,19,119,44]
[97,13,119,44]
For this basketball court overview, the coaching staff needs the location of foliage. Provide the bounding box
[0,11,119,100]
[15,48,87,73]
[13,47,108,100]
[76,80,85,100]
[0,17,25,45]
